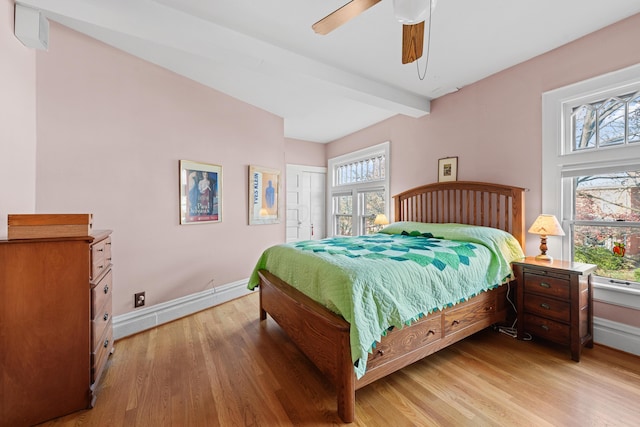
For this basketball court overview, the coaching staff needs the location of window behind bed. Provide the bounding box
[328,142,390,236]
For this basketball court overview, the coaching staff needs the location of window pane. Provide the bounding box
[575,172,640,221]
[335,215,352,236]
[574,224,640,283]
[334,155,386,186]
[333,194,352,215]
[598,98,626,147]
[572,105,597,150]
[360,190,385,234]
[333,194,352,236]
[630,94,640,143]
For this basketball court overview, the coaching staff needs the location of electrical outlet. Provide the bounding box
[134,291,145,308]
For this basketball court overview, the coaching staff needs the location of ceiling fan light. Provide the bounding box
[393,0,436,24]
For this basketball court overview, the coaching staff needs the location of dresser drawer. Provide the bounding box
[523,273,570,299]
[91,236,111,280]
[523,293,570,322]
[444,293,496,335]
[367,315,442,370]
[92,325,113,384]
[524,313,570,345]
[92,297,112,351]
[92,269,112,312]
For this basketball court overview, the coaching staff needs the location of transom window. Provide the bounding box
[571,92,640,151]
[328,142,390,236]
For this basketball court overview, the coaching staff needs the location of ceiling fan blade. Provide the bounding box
[312,0,382,35]
[402,22,425,64]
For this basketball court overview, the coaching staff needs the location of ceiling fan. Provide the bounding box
[312,0,437,64]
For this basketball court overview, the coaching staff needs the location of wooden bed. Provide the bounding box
[257,181,525,423]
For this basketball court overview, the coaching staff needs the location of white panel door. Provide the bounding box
[286,165,326,243]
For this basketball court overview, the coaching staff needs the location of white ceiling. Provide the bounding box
[16,0,640,143]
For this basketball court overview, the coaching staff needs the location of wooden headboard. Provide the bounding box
[393,181,526,249]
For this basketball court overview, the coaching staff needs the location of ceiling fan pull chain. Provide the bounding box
[416,0,434,80]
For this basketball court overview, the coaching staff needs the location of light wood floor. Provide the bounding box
[40,292,640,426]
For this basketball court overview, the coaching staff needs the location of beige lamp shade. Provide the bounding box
[374,214,390,225]
[528,214,565,237]
[528,214,564,261]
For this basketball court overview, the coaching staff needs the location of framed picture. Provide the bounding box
[249,165,280,225]
[179,160,222,224]
[438,156,458,182]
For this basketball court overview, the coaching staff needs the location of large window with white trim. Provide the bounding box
[543,64,640,291]
[328,142,390,236]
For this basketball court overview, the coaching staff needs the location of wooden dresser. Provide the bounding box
[0,230,114,426]
[512,257,596,361]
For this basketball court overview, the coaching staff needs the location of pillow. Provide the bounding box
[379,221,443,235]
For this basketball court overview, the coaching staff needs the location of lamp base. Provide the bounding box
[535,253,553,262]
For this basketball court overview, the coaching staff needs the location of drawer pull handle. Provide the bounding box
[540,325,550,331]
[103,339,109,348]
[452,320,460,326]
[426,330,435,336]
[539,282,551,288]
[98,248,104,252]
[103,313,109,321]
[377,350,385,356]
[540,303,551,310]
[103,285,109,294]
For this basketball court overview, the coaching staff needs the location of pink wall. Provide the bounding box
[35,23,286,316]
[0,0,37,237]
[284,137,326,166]
[328,13,640,327]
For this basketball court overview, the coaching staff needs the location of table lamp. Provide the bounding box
[528,214,565,261]
[374,214,389,226]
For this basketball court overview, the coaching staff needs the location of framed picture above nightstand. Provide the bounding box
[512,257,597,362]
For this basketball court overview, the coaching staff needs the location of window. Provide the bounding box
[328,142,390,236]
[543,63,640,292]
[573,171,640,284]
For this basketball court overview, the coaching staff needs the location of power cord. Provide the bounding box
[497,282,532,341]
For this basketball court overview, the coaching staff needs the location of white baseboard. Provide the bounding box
[594,317,640,357]
[113,278,253,340]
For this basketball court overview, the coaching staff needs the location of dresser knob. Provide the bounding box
[540,303,551,310]
[103,285,109,294]
[452,320,460,326]
[103,339,109,348]
[103,313,109,321]
[540,325,550,331]
[377,349,385,356]
[539,282,551,288]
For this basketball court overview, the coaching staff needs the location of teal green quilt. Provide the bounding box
[248,222,525,378]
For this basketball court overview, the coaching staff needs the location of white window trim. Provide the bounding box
[327,141,390,237]
[542,62,640,309]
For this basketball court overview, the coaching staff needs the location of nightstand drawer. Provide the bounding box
[523,273,570,299]
[524,313,570,345]
[524,294,570,322]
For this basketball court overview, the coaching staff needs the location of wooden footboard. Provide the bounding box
[258,270,509,423]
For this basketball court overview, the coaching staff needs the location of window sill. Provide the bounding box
[593,281,640,310]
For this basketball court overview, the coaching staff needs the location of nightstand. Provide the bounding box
[512,257,597,361]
